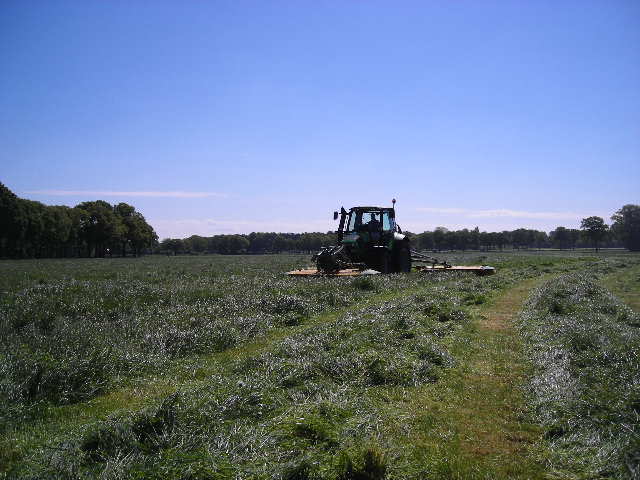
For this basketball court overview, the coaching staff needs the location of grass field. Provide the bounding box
[1,251,639,479]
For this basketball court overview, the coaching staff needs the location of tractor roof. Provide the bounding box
[350,206,394,211]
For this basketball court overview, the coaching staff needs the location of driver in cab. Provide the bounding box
[366,213,381,232]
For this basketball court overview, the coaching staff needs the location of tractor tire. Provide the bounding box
[378,250,391,274]
[395,246,412,273]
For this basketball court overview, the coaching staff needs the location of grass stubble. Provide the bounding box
[601,262,640,313]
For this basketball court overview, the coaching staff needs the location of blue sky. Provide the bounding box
[1,1,638,238]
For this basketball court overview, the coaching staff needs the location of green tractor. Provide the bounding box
[287,200,495,277]
[312,199,412,274]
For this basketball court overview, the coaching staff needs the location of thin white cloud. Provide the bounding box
[24,190,227,198]
[152,218,331,238]
[417,207,590,220]
[416,207,468,215]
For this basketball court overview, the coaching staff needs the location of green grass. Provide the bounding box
[601,263,640,313]
[1,252,639,478]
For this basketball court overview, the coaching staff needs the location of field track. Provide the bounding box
[458,276,546,474]
[378,275,550,479]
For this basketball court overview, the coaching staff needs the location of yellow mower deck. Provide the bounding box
[286,268,367,277]
[414,265,496,276]
[286,265,496,277]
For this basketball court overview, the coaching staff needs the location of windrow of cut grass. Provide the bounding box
[516,272,640,479]
[2,253,602,479]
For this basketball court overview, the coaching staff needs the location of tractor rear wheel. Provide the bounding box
[378,250,391,274]
[395,246,412,273]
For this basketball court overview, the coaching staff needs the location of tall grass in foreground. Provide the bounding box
[0,255,432,429]
[0,253,570,429]
[0,253,604,477]
[517,273,640,479]
[9,281,473,479]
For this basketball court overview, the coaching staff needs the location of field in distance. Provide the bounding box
[1,251,639,479]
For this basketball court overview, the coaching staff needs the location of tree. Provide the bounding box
[568,229,581,250]
[444,230,457,250]
[470,227,480,250]
[514,230,537,249]
[580,216,608,252]
[496,232,508,250]
[77,200,125,257]
[416,231,434,251]
[67,207,88,257]
[611,204,640,252]
[0,183,157,258]
[114,203,157,256]
[0,182,23,257]
[160,238,184,255]
[184,235,208,253]
[433,227,448,251]
[479,231,491,250]
[228,235,249,254]
[456,229,470,251]
[273,234,290,253]
[42,206,72,257]
[21,200,46,257]
[550,226,570,249]
[114,202,135,256]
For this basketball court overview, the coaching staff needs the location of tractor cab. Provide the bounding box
[347,208,395,234]
[339,207,399,247]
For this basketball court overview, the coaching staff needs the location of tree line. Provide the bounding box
[2,182,638,257]
[159,232,337,255]
[158,206,639,255]
[0,183,158,258]
[408,209,638,252]
[410,224,607,252]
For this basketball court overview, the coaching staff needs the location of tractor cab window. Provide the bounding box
[382,212,392,231]
[347,211,383,232]
[347,211,359,232]
[362,212,381,231]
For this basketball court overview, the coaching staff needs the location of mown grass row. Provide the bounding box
[516,272,640,479]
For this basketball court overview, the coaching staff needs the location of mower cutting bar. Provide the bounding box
[410,250,441,261]
[414,264,496,276]
[286,268,370,277]
[286,265,495,277]
[410,249,495,275]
